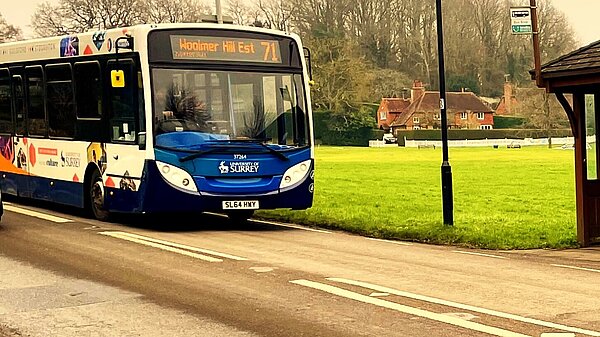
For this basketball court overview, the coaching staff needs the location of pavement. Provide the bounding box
[0,254,257,337]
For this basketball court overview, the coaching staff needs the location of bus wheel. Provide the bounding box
[89,170,110,221]
[227,210,254,223]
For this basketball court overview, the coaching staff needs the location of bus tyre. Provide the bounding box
[227,210,254,223]
[88,170,110,221]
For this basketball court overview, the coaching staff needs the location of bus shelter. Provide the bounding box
[536,41,600,246]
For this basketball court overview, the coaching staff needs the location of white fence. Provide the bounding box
[370,136,596,148]
[369,140,398,147]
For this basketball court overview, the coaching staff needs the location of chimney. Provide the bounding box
[503,81,513,115]
[411,80,425,102]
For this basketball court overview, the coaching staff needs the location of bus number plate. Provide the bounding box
[222,200,259,210]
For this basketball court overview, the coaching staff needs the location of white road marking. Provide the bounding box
[99,231,222,262]
[249,267,275,273]
[366,238,413,246]
[291,279,530,337]
[4,204,72,223]
[328,278,600,337]
[369,292,390,297]
[541,333,576,337]
[203,212,332,233]
[203,212,228,218]
[443,312,478,321]
[552,264,600,273]
[452,250,506,259]
[250,219,332,233]
[106,231,248,261]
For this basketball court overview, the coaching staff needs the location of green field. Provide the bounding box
[257,146,579,249]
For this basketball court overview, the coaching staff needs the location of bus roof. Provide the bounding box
[0,23,299,64]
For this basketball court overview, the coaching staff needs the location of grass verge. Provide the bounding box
[256,146,578,250]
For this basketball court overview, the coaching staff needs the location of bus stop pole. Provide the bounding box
[435,0,454,226]
[530,0,542,87]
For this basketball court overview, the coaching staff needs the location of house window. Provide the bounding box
[413,126,421,130]
[479,125,492,130]
[477,112,485,120]
[460,112,468,120]
[433,113,440,120]
[380,111,386,120]
[413,116,419,124]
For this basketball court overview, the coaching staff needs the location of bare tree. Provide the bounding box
[0,13,22,42]
[32,0,211,36]
[257,0,294,32]
[226,0,262,26]
[146,0,211,23]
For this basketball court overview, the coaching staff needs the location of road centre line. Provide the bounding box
[327,278,600,337]
[99,231,223,262]
[291,279,530,337]
[4,204,72,223]
[551,264,600,273]
[366,237,413,246]
[106,231,248,261]
[452,250,506,259]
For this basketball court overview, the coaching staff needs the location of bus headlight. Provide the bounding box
[280,160,311,190]
[156,161,198,193]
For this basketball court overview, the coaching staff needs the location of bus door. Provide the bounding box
[104,59,145,206]
[10,67,32,197]
[23,66,47,200]
[0,68,16,195]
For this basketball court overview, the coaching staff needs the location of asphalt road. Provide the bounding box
[1,200,600,337]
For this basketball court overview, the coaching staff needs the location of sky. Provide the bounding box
[2,0,600,47]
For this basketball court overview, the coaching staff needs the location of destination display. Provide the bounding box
[170,35,282,64]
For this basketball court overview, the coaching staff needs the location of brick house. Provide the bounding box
[376,97,411,131]
[387,81,494,133]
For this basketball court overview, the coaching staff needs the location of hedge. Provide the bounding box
[313,110,383,146]
[493,116,526,129]
[396,128,573,141]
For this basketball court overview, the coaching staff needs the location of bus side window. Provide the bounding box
[0,69,12,134]
[11,70,25,136]
[74,61,102,119]
[46,63,75,138]
[25,66,46,137]
[107,59,136,142]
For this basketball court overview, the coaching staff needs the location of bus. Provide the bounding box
[0,23,314,221]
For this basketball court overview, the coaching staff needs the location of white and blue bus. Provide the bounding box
[0,23,314,221]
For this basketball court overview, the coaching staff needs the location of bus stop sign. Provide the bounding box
[510,7,532,34]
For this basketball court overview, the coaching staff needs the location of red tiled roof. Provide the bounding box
[380,98,411,113]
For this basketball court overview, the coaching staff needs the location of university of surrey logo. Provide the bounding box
[219,161,229,174]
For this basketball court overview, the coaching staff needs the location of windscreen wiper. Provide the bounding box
[208,139,289,161]
[155,145,226,162]
[179,147,224,162]
[255,141,289,161]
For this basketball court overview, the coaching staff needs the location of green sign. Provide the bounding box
[170,35,282,64]
[512,25,532,34]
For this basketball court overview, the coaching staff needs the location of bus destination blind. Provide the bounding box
[170,35,282,64]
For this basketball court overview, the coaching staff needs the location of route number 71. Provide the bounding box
[261,42,279,62]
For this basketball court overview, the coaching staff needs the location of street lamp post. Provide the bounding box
[215,0,223,24]
[435,0,454,226]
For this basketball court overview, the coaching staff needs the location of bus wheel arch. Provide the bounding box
[84,164,110,221]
